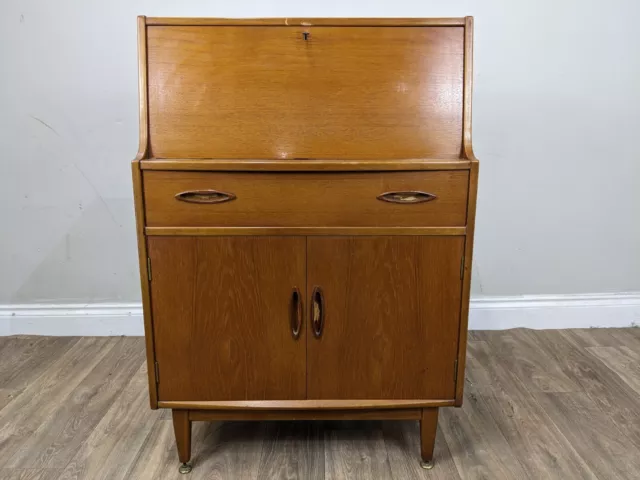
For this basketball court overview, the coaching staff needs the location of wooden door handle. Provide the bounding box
[175,189,236,204]
[377,191,436,204]
[311,286,324,338]
[291,287,302,339]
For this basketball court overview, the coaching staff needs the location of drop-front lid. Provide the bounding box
[138,17,474,161]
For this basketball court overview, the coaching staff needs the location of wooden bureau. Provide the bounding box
[132,16,478,473]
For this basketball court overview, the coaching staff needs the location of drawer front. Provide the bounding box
[143,171,469,227]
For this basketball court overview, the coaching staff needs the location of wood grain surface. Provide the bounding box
[159,400,453,410]
[140,158,472,171]
[419,408,439,463]
[172,410,192,464]
[455,160,478,405]
[306,236,464,400]
[143,170,469,228]
[145,17,468,27]
[147,236,307,401]
[147,26,464,159]
[1,330,639,479]
[131,163,158,409]
[145,226,467,237]
[188,409,422,421]
[0,328,640,480]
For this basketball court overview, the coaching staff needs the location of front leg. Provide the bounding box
[420,407,439,469]
[172,409,192,474]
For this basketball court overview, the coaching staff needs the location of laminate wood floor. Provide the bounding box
[0,328,638,479]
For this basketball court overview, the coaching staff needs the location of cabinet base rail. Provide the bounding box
[171,407,440,473]
[158,398,454,410]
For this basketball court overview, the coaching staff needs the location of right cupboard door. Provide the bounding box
[307,236,464,400]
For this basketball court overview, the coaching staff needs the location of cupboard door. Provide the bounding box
[148,237,306,401]
[307,236,464,400]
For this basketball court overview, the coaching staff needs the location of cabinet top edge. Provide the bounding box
[143,17,470,27]
[139,158,474,172]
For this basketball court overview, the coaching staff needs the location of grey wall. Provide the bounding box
[2,0,639,304]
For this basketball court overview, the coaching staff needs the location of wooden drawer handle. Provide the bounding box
[175,189,236,204]
[377,191,436,204]
[311,286,324,338]
[291,287,302,340]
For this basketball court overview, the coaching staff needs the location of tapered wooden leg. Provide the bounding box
[172,409,192,473]
[420,407,439,469]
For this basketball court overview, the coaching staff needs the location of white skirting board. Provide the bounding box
[0,293,639,336]
[0,304,144,336]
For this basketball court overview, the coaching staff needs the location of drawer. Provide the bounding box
[143,171,469,227]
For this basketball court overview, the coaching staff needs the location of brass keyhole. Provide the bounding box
[302,31,310,41]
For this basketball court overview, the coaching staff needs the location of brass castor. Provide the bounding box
[420,460,434,470]
[179,463,192,474]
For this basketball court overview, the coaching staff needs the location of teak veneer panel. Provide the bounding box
[143,170,469,228]
[146,18,467,27]
[159,399,455,410]
[307,236,464,400]
[188,409,423,421]
[147,26,464,159]
[132,16,479,469]
[140,158,472,172]
[148,236,307,401]
[145,226,467,236]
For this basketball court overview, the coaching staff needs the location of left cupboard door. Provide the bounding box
[148,236,307,401]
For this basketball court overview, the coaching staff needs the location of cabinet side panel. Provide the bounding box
[456,161,478,405]
[132,163,157,408]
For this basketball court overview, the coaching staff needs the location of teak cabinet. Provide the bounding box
[132,16,479,473]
